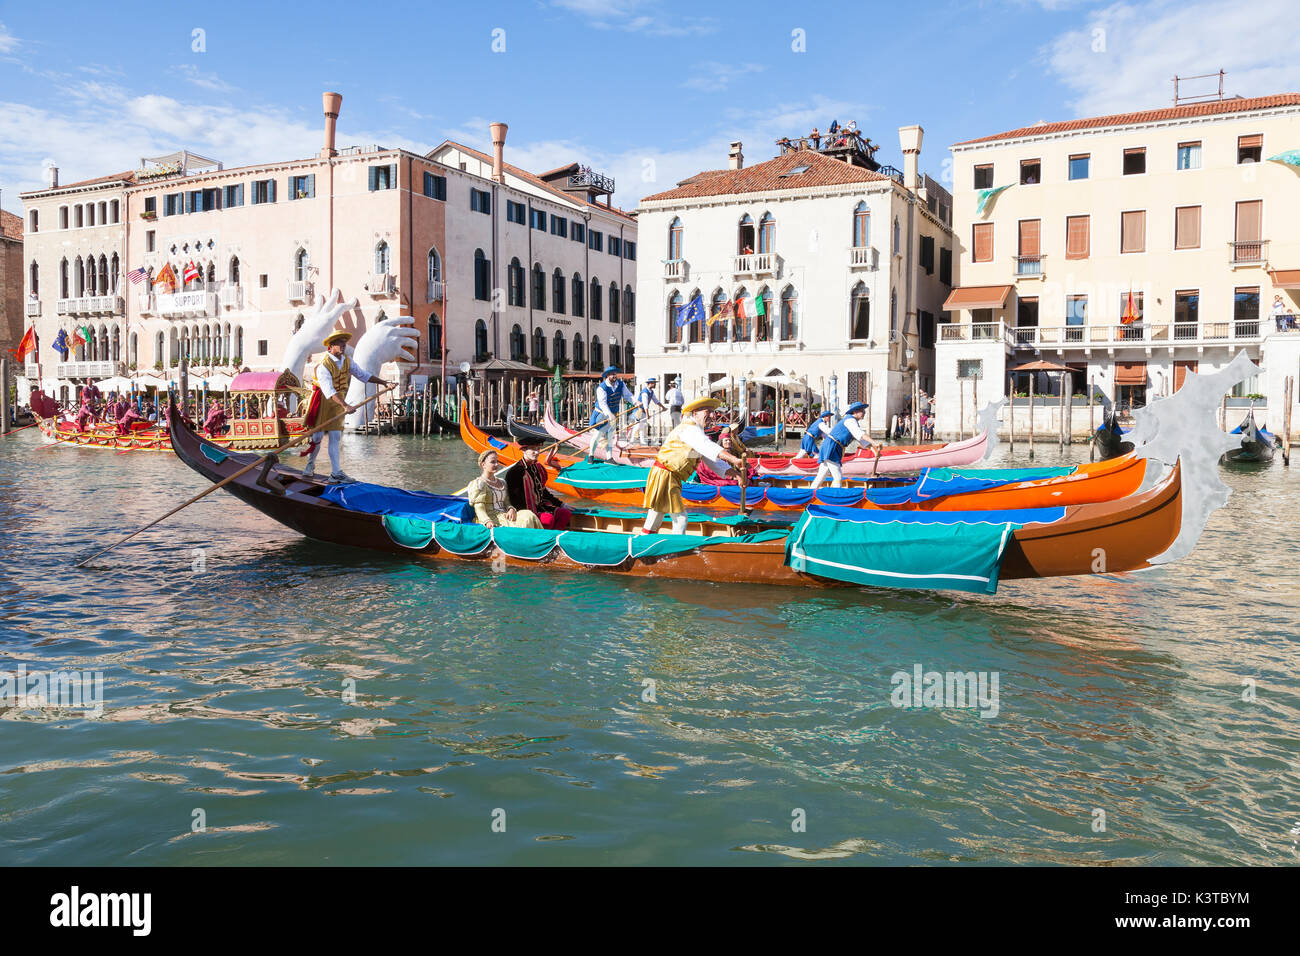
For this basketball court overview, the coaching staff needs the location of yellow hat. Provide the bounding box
[322,330,352,348]
[681,397,721,415]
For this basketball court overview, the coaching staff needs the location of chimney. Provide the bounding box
[898,124,923,192]
[489,122,508,183]
[45,164,59,189]
[321,92,342,158]
[729,141,744,170]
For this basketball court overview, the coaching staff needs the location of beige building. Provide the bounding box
[937,93,1300,437]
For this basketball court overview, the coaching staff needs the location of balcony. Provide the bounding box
[220,285,243,309]
[939,320,1011,344]
[1014,254,1045,278]
[56,360,125,379]
[368,273,394,296]
[25,299,41,318]
[1009,320,1264,348]
[155,291,218,318]
[137,292,154,315]
[1229,239,1268,266]
[849,246,879,270]
[663,259,689,282]
[426,280,445,303]
[56,295,124,316]
[732,253,778,278]
[287,280,313,303]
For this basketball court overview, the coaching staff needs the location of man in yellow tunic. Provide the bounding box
[304,330,388,482]
[641,397,744,535]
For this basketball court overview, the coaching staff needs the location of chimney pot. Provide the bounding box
[898,124,923,191]
[729,141,744,170]
[45,165,59,189]
[321,92,342,158]
[489,122,508,183]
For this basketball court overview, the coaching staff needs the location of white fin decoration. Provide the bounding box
[975,399,1005,462]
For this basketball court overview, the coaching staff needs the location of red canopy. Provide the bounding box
[230,371,285,391]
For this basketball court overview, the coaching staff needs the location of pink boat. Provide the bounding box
[542,405,651,464]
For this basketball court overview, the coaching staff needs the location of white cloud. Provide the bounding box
[171,63,237,94]
[0,22,18,54]
[550,0,716,36]
[1046,0,1300,117]
[681,61,764,92]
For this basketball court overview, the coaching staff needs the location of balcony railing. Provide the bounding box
[25,299,41,318]
[426,280,445,303]
[732,253,778,277]
[220,285,243,309]
[663,259,689,281]
[56,295,123,316]
[368,273,394,296]
[1229,239,1268,265]
[137,292,155,315]
[155,291,217,317]
[1009,320,1265,348]
[287,280,313,302]
[849,245,879,270]
[56,360,125,379]
[939,321,1008,343]
[1014,254,1044,277]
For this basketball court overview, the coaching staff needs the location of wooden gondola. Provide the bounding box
[434,408,508,439]
[1224,408,1276,464]
[505,406,556,444]
[1092,406,1134,461]
[166,398,1186,588]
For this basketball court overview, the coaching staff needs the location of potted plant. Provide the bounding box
[153,361,164,371]
[140,210,157,221]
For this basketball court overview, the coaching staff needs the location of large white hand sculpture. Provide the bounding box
[279,288,358,383]
[344,314,421,429]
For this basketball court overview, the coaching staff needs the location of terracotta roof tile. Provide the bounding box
[0,209,23,241]
[641,149,893,203]
[954,93,1300,146]
[19,170,136,196]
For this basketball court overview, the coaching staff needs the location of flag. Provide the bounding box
[51,329,68,357]
[126,266,148,285]
[736,295,765,325]
[1267,149,1300,169]
[183,261,200,286]
[976,184,1012,216]
[707,299,733,326]
[70,326,87,349]
[13,326,37,362]
[154,262,177,292]
[676,294,705,328]
[1121,289,1140,325]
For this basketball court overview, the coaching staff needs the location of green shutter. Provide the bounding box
[369,167,378,191]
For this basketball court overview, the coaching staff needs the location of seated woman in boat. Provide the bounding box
[505,437,572,530]
[468,450,543,530]
[641,398,745,535]
[799,409,834,458]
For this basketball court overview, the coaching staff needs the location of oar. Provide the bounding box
[0,421,40,437]
[74,384,397,568]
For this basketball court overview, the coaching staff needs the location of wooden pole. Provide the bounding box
[1058,372,1065,453]
[1283,375,1293,466]
[1089,374,1096,461]
[959,378,965,440]
[1220,394,1227,432]
[865,372,872,440]
[1008,371,1015,452]
[1028,373,1035,460]
[972,376,978,441]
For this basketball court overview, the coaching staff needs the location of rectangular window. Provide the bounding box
[550,216,567,238]
[1017,219,1041,273]
[257,339,268,357]
[973,164,993,189]
[972,222,993,262]
[506,200,525,224]
[1174,290,1199,329]
[368,164,397,191]
[623,240,636,261]
[1237,134,1263,164]
[1066,295,1087,335]
[1065,215,1090,259]
[1118,291,1145,323]
[919,310,935,348]
[957,359,983,379]
[422,172,446,200]
[1120,210,1146,253]
[1177,141,1202,170]
[571,221,585,243]
[1019,159,1040,185]
[1068,154,1090,180]
[163,192,183,216]
[1123,148,1146,175]
[222,184,244,208]
[1233,286,1260,325]
[1234,200,1263,262]
[530,208,546,230]
[146,230,156,253]
[589,229,603,252]
[260,274,268,288]
[289,174,315,200]
[939,247,952,285]
[186,190,202,213]
[144,196,157,216]
[252,179,276,204]
[609,236,621,257]
[1174,205,1201,249]
[471,189,491,214]
[919,235,934,273]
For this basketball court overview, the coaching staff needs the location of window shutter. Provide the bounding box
[369,167,377,192]
[1066,216,1089,259]
[973,222,993,262]
[1234,200,1262,241]
[1018,220,1040,257]
[1121,211,1145,253]
[388,164,397,189]
[307,174,316,198]
[1175,206,1201,249]
[268,179,276,203]
[1239,134,1263,149]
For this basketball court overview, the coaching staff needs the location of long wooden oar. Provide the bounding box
[0,420,40,437]
[74,384,397,568]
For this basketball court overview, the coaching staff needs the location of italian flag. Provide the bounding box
[737,295,766,323]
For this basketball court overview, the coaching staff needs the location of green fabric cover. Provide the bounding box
[432,522,494,555]
[492,527,562,561]
[201,444,229,465]
[926,464,1073,482]
[555,461,650,489]
[382,514,436,549]
[785,512,1019,594]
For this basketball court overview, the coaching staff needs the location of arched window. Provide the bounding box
[28,209,37,233]
[610,341,621,368]
[112,326,121,362]
[229,256,240,284]
[890,290,898,334]
[738,214,755,254]
[474,250,491,302]
[625,340,634,372]
[780,286,798,341]
[58,206,68,230]
[553,330,566,364]
[531,263,546,310]
[508,258,524,307]
[168,327,178,365]
[29,261,38,297]
[591,277,602,321]
[475,318,489,357]
[155,331,165,366]
[624,285,635,325]
[74,256,84,297]
[59,258,68,298]
[223,322,232,361]
[609,282,620,324]
[668,217,683,260]
[590,335,603,369]
[427,247,442,284]
[110,200,119,223]
[572,272,584,317]
[892,217,901,255]
[206,262,216,286]
[234,327,244,363]
[755,285,774,341]
[374,241,390,275]
[734,288,752,341]
[100,325,110,361]
[427,315,442,361]
[853,201,870,247]
[667,291,683,344]
[851,282,870,340]
[98,201,107,225]
[294,248,310,282]
[710,289,728,343]
[532,327,546,363]
[78,204,87,227]
[687,288,703,343]
[552,268,566,314]
[573,333,585,369]
[510,324,526,361]
[97,254,109,296]
[758,213,775,253]
[110,254,120,294]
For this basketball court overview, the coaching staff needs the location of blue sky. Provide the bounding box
[2,0,1296,214]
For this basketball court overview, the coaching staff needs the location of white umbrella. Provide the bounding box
[96,376,132,392]
[202,373,234,390]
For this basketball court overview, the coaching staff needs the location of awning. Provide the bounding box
[1115,362,1147,386]
[1268,269,1300,290]
[943,285,1013,311]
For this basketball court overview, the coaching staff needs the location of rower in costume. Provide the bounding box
[505,437,573,530]
[634,377,665,445]
[304,330,388,483]
[800,409,834,458]
[588,364,636,460]
[810,401,873,490]
[641,397,744,535]
[666,378,685,428]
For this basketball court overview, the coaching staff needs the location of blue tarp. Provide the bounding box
[320,482,475,523]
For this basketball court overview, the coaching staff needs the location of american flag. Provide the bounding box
[126,266,148,285]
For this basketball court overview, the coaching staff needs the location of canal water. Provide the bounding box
[1,429,1296,865]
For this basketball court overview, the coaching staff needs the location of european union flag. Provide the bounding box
[676,294,705,328]
[51,329,68,356]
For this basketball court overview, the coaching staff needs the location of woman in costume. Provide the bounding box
[799,409,834,458]
[810,402,873,490]
[641,397,744,535]
[505,437,572,530]
[468,450,542,529]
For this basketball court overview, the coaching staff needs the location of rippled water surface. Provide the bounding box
[1,428,1297,865]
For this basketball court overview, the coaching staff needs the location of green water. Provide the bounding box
[1,430,1297,864]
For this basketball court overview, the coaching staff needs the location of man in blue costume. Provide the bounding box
[588,364,637,460]
[634,376,665,445]
[800,409,834,458]
[810,402,873,490]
